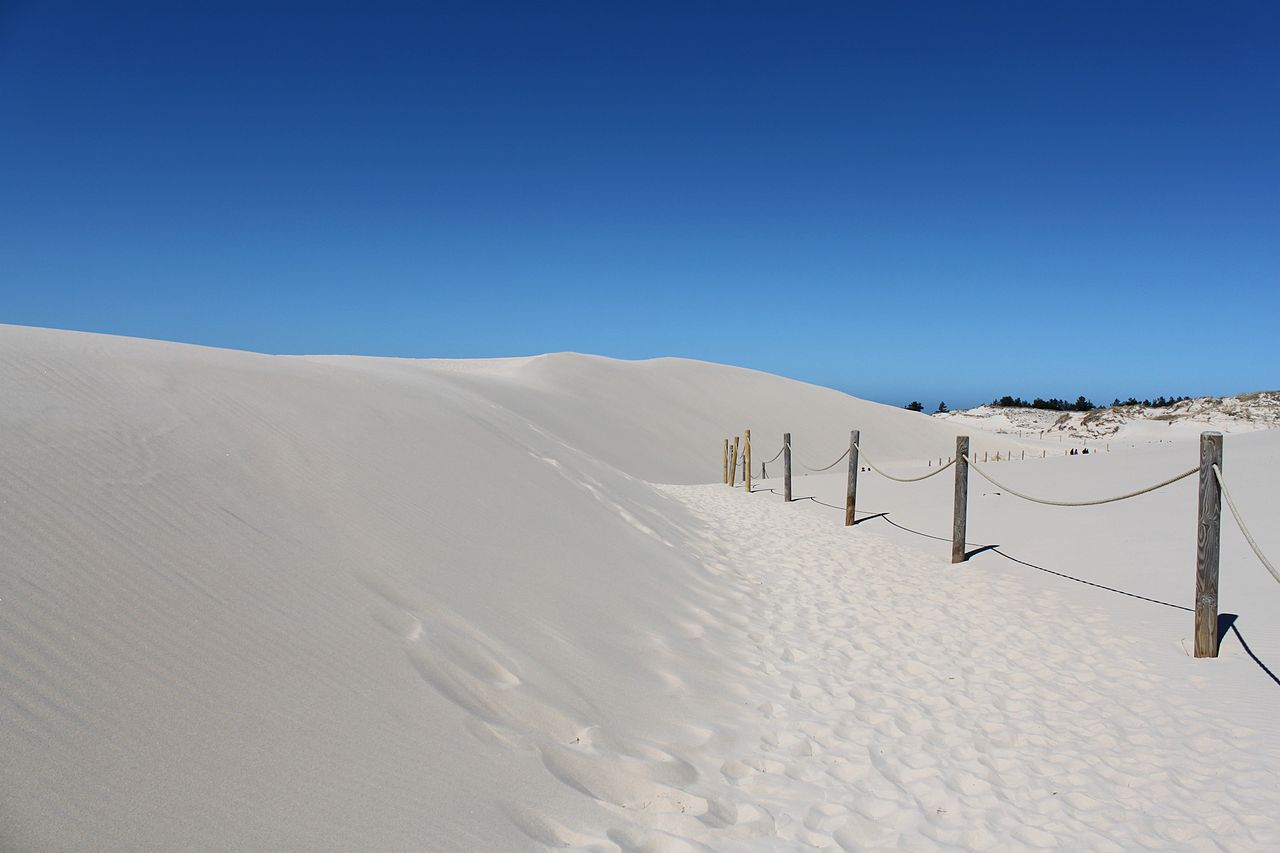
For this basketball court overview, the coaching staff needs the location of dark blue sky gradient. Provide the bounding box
[2,1,1276,405]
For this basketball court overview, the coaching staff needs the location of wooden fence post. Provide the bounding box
[744,429,752,493]
[1194,431,1223,658]
[845,429,860,526]
[722,438,729,484]
[952,436,970,563]
[783,432,792,502]
[729,436,740,487]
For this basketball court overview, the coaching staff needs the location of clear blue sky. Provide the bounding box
[2,1,1276,407]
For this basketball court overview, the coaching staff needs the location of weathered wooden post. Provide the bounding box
[744,429,752,493]
[722,438,729,484]
[783,432,792,502]
[845,429,860,526]
[729,436,740,487]
[952,436,970,563]
[1194,431,1223,658]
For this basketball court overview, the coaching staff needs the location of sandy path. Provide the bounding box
[548,484,1280,850]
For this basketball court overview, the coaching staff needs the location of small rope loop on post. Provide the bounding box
[853,442,956,483]
[964,455,1197,507]
[798,448,850,472]
[1213,464,1280,585]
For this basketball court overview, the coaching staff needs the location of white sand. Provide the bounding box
[2,324,1277,850]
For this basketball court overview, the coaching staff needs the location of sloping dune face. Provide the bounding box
[306,351,987,485]
[0,326,966,850]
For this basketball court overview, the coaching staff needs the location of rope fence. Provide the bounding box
[855,442,955,483]
[965,456,1197,507]
[719,427,1276,659]
[758,445,786,465]
[799,448,849,473]
[1214,464,1280,586]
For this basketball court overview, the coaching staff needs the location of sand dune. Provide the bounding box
[2,324,1277,851]
[300,350,999,484]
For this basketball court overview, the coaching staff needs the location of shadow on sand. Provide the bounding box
[742,482,1278,689]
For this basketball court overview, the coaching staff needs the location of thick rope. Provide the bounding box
[1214,464,1280,585]
[964,455,1197,506]
[758,445,785,465]
[854,443,955,483]
[799,447,850,473]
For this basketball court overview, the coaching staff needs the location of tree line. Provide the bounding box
[990,395,1097,412]
[1106,395,1192,409]
[903,395,1193,413]
[988,394,1192,411]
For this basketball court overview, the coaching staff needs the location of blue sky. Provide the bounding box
[2,1,1276,407]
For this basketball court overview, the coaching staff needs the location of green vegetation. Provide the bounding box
[990,394,1192,412]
